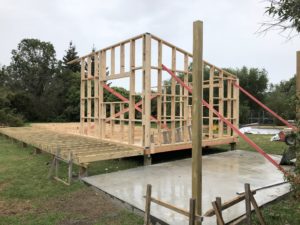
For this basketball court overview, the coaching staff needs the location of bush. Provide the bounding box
[0,109,24,127]
[286,121,300,199]
[0,87,24,127]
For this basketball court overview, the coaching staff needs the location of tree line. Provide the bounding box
[0,38,296,126]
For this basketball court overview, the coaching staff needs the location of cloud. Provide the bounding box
[0,0,299,84]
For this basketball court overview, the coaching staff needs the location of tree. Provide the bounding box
[58,69,81,121]
[7,39,57,96]
[0,87,24,126]
[57,42,81,121]
[265,76,296,123]
[0,66,9,87]
[262,0,300,38]
[6,39,59,121]
[62,41,80,73]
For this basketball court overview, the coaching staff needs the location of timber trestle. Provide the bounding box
[48,149,73,185]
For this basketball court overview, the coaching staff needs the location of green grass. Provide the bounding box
[0,136,143,225]
[251,195,300,225]
[0,138,83,200]
[213,134,286,155]
[1,212,65,225]
[0,132,297,225]
[236,134,286,155]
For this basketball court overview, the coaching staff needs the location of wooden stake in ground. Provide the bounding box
[192,20,203,225]
[245,183,252,225]
[296,51,300,121]
[144,184,152,225]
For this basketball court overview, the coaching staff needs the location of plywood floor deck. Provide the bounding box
[30,123,238,154]
[0,127,143,166]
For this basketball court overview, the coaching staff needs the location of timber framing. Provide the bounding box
[0,127,143,166]
[70,33,239,154]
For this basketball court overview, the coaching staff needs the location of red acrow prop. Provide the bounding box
[162,64,286,174]
[232,82,297,130]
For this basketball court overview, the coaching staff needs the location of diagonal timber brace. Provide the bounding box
[162,64,286,174]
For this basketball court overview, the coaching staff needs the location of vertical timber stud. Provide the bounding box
[143,34,152,165]
[87,57,92,134]
[218,71,224,138]
[208,67,214,139]
[157,40,163,145]
[99,52,103,138]
[120,103,124,141]
[183,54,189,142]
[233,78,239,129]
[111,47,115,76]
[231,78,239,150]
[163,86,167,126]
[227,79,232,136]
[110,103,115,137]
[192,20,203,225]
[297,51,300,121]
[94,53,99,137]
[129,40,135,144]
[80,58,85,135]
[100,51,106,139]
[171,47,176,144]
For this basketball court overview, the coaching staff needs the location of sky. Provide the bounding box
[0,0,299,84]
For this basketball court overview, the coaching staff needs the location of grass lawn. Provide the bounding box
[251,195,300,225]
[211,133,287,155]
[0,132,298,225]
[236,134,286,155]
[0,135,143,225]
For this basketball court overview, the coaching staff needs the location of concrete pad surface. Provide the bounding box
[83,150,290,225]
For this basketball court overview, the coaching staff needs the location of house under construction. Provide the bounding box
[69,33,239,160]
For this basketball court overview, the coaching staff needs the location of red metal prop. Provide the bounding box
[233,82,297,130]
[162,64,286,173]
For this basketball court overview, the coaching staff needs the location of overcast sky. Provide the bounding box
[0,0,299,84]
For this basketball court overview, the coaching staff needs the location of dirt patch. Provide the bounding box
[40,187,124,225]
[0,199,32,215]
[0,187,124,224]
[0,181,9,192]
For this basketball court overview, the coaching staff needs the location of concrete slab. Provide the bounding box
[83,150,290,225]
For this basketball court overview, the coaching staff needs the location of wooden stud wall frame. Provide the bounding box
[70,33,239,154]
